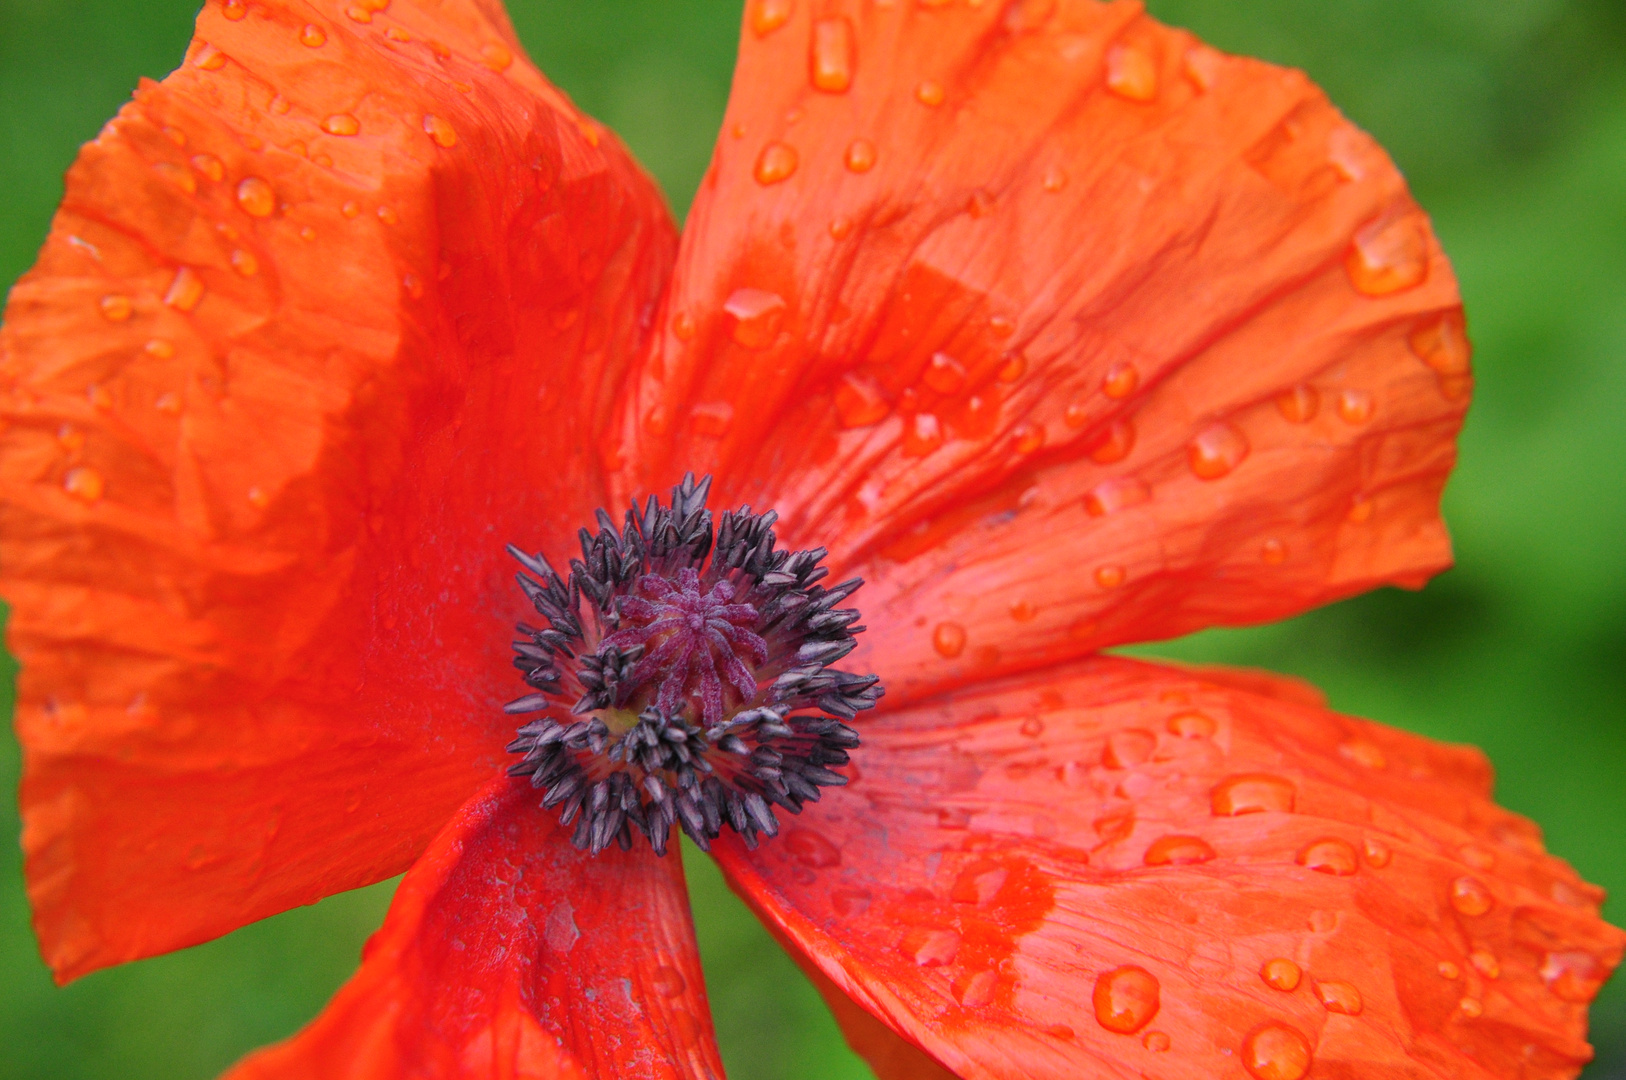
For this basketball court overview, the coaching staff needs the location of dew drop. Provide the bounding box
[1409,312,1471,376]
[58,425,86,454]
[1347,496,1374,524]
[321,113,361,136]
[997,352,1026,382]
[153,161,197,194]
[1009,600,1037,623]
[924,352,966,393]
[916,80,945,106]
[1064,401,1090,428]
[1094,565,1125,589]
[1462,845,1496,870]
[341,200,361,219]
[1276,384,1319,423]
[1363,837,1392,867]
[164,267,205,312]
[63,466,105,504]
[1042,167,1067,192]
[345,5,373,23]
[1212,774,1295,815]
[1084,476,1151,517]
[670,310,696,341]
[1184,47,1223,91]
[1338,739,1386,768]
[1020,717,1045,737]
[236,176,275,217]
[1188,421,1249,480]
[1013,423,1045,454]
[1261,958,1301,991]
[1105,729,1155,768]
[191,153,225,181]
[1315,980,1362,1015]
[1458,997,1484,1018]
[300,23,327,47]
[1144,835,1216,866]
[1093,965,1160,1034]
[831,888,871,916]
[904,928,961,968]
[833,371,888,427]
[402,273,424,300]
[750,0,794,36]
[87,384,113,411]
[903,412,943,456]
[1347,214,1429,296]
[950,862,1009,906]
[100,294,133,322]
[223,0,247,20]
[1166,711,1216,738]
[1451,876,1493,917]
[146,339,176,360]
[194,42,227,70]
[954,971,998,1008]
[1143,1031,1171,1052]
[247,486,270,509]
[933,621,967,659]
[162,125,187,147]
[754,142,798,185]
[1242,1022,1312,1080]
[1470,949,1501,980]
[652,965,686,997]
[1337,388,1374,424]
[1438,960,1461,980]
[1261,538,1288,564]
[1105,44,1158,101]
[785,828,840,868]
[154,391,182,414]
[724,288,786,348]
[423,114,458,147]
[966,188,995,217]
[1086,418,1135,464]
[464,42,506,72]
[828,216,852,240]
[844,137,876,173]
[1297,838,1358,876]
[230,249,259,277]
[810,16,855,93]
[1102,362,1139,399]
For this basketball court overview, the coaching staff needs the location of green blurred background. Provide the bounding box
[1,0,1623,1076]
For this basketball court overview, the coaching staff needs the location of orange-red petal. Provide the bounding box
[223,779,722,1080]
[0,0,674,980]
[615,1,1467,707]
[713,657,1621,1080]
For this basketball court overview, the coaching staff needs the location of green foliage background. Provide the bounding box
[1,0,1623,1076]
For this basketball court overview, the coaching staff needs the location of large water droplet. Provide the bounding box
[1543,951,1606,1002]
[951,862,1009,906]
[903,412,943,456]
[194,42,227,70]
[1261,958,1301,991]
[1084,476,1151,517]
[164,267,204,312]
[99,294,133,322]
[903,928,961,967]
[1451,876,1493,917]
[1167,711,1216,738]
[1363,837,1392,867]
[1242,1023,1312,1080]
[916,80,945,106]
[1093,965,1160,1034]
[1144,835,1215,866]
[1315,979,1362,1015]
[954,971,997,1008]
[1276,384,1319,423]
[1470,949,1500,980]
[1438,960,1461,980]
[834,372,888,428]
[652,965,686,997]
[299,23,327,47]
[1094,564,1125,589]
[932,621,966,658]
[63,467,105,503]
[1346,214,1429,296]
[1188,421,1249,480]
[321,113,361,136]
[223,0,247,19]
[423,114,457,148]
[754,142,798,185]
[845,138,876,173]
[785,828,840,868]
[1297,838,1358,876]
[924,352,966,394]
[1212,774,1295,816]
[1105,44,1158,102]
[1104,729,1156,769]
[236,176,275,217]
[750,0,794,36]
[1410,313,1471,376]
[479,42,514,71]
[1102,362,1139,399]
[1143,1031,1171,1052]
[724,288,786,349]
[810,16,855,93]
[230,249,258,277]
[1337,388,1374,424]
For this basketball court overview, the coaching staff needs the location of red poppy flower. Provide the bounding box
[1,0,1619,1077]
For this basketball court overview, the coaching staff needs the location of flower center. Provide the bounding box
[504,474,882,856]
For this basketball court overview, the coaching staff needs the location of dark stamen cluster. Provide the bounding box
[505,474,882,856]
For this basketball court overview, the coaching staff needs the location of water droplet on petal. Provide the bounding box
[1297,838,1358,876]
[402,273,423,300]
[1106,44,1158,101]
[63,466,105,503]
[1338,739,1386,768]
[924,352,966,393]
[423,114,457,147]
[321,113,361,136]
[1347,213,1429,295]
[828,216,852,240]
[1094,564,1125,589]
[191,153,224,181]
[671,310,696,341]
[1242,1022,1312,1080]
[1064,400,1090,428]
[843,137,877,173]
[164,267,205,312]
[903,412,943,455]
[1261,958,1301,991]
[1451,876,1493,916]
[1347,496,1374,524]
[300,23,327,47]
[341,200,361,219]
[1009,600,1037,622]
[1105,729,1155,768]
[246,486,270,509]
[954,970,998,1007]
[1167,711,1216,738]
[1084,476,1151,517]
[1337,388,1374,424]
[951,862,1009,906]
[1462,845,1496,870]
[831,888,871,916]
[1093,965,1160,1033]
[230,249,258,276]
[916,79,945,106]
[1410,312,1471,376]
[1470,949,1500,979]
[750,0,794,36]
[903,927,961,967]
[1013,423,1045,454]
[1189,422,1249,479]
[1042,167,1067,192]
[223,0,247,20]
[1020,717,1044,737]
[1458,996,1483,1018]
[153,161,197,194]
[1315,980,1362,1015]
[1438,960,1461,980]
[1086,418,1135,464]
[997,352,1026,383]
[1102,362,1139,398]
[933,621,967,658]
[1363,837,1392,867]
[195,42,228,70]
[754,142,798,185]
[966,188,995,217]
[785,828,840,868]
[100,294,133,322]
[1184,46,1223,91]
[345,5,373,23]
[146,339,176,360]
[1144,835,1215,866]
[479,41,514,71]
[1276,384,1319,423]
[652,965,686,997]
[1261,538,1288,564]
[810,16,855,93]
[1212,774,1295,815]
[236,176,275,217]
[834,372,889,427]
[1143,1031,1171,1052]
[724,288,787,348]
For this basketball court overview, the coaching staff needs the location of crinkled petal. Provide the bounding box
[224,778,722,1080]
[615,0,1467,705]
[0,0,674,980]
[715,657,1622,1080]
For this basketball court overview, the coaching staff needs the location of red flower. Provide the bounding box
[0,1,1618,1077]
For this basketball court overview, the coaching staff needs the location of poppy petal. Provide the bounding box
[714,657,1622,1080]
[617,2,1467,703]
[223,778,722,1080]
[0,1,674,980]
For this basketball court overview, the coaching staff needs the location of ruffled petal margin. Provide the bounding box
[225,778,723,1080]
[0,0,674,981]
[715,657,1622,1080]
[615,0,1469,707]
